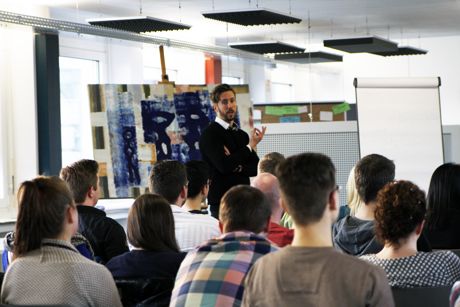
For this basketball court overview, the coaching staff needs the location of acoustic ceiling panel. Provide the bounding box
[323,36,398,53]
[88,16,191,33]
[275,52,343,63]
[229,41,305,54]
[372,46,428,56]
[202,8,301,26]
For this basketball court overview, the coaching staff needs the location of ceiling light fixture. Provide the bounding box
[371,46,428,56]
[229,41,305,54]
[323,36,398,53]
[274,52,343,64]
[202,8,301,26]
[87,16,191,33]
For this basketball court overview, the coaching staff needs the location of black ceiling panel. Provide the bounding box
[323,36,398,53]
[229,41,305,54]
[372,46,428,56]
[275,52,343,63]
[202,8,301,26]
[88,16,191,33]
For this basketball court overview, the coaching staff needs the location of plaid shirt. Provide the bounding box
[170,231,278,306]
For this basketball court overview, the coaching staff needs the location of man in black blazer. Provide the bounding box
[199,84,266,218]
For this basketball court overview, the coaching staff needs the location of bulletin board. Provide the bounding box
[254,102,350,124]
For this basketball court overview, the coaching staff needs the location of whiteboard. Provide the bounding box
[355,77,444,192]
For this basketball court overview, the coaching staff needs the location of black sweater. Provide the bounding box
[199,122,259,206]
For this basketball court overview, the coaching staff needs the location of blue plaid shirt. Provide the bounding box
[170,231,278,306]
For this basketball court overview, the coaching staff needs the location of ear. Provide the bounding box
[263,217,270,234]
[328,189,338,212]
[180,185,187,200]
[280,197,289,214]
[87,186,96,199]
[415,220,425,235]
[201,184,209,197]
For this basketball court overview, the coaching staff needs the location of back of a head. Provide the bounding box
[426,163,460,230]
[185,160,210,199]
[375,180,426,248]
[355,154,395,204]
[127,194,179,252]
[277,153,336,227]
[258,152,286,176]
[219,185,271,233]
[15,176,74,257]
[60,159,99,203]
[149,160,187,204]
[251,173,280,214]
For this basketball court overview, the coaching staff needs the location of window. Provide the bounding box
[143,66,178,84]
[59,57,100,167]
[222,76,244,85]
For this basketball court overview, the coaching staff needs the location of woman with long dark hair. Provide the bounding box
[424,163,460,249]
[106,193,186,279]
[0,176,121,306]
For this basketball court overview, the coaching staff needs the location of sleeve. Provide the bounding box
[241,150,260,177]
[450,281,460,307]
[104,220,129,262]
[241,264,257,307]
[365,266,395,307]
[199,127,253,175]
[90,266,123,307]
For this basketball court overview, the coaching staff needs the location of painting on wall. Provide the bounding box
[88,83,252,198]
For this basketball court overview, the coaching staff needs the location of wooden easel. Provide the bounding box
[158,45,175,85]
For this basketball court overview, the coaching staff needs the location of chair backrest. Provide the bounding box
[115,278,175,307]
[392,286,451,307]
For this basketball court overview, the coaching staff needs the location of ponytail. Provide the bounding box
[14,176,74,257]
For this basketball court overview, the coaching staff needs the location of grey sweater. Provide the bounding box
[1,238,122,307]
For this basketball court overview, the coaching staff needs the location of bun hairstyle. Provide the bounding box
[211,84,235,103]
[375,180,426,247]
[14,176,75,257]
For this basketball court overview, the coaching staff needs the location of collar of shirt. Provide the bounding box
[215,116,231,130]
[170,204,191,214]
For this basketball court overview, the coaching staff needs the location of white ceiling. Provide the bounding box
[40,0,460,49]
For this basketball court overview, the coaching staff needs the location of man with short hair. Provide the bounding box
[242,153,393,307]
[183,160,210,214]
[257,152,285,175]
[60,159,128,263]
[170,185,278,307]
[251,172,293,247]
[149,160,220,252]
[199,83,266,218]
[333,154,395,256]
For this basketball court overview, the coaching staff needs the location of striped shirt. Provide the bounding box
[361,251,460,288]
[171,205,221,252]
[170,231,278,306]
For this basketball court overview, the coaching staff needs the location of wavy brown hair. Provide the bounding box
[14,176,75,257]
[375,180,426,248]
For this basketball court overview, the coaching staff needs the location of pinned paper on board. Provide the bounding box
[319,111,333,121]
[280,116,301,123]
[298,106,309,113]
[253,109,262,120]
[265,105,299,116]
[332,102,351,115]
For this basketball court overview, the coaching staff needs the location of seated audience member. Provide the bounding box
[258,152,285,175]
[183,160,210,214]
[424,163,460,249]
[106,194,186,306]
[361,180,460,287]
[170,185,278,306]
[150,160,220,252]
[242,153,393,307]
[2,231,94,271]
[333,154,395,255]
[251,172,293,247]
[60,159,128,263]
[451,281,460,307]
[346,166,364,217]
[106,194,186,278]
[0,176,121,306]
